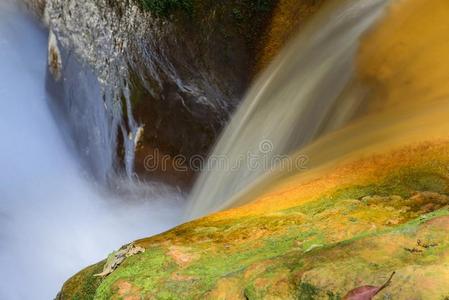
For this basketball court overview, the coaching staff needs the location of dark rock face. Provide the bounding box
[125,8,254,186]
[120,1,278,187]
[36,0,274,186]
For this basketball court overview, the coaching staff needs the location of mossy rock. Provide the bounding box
[57,140,449,299]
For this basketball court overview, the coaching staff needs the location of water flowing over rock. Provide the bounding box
[44,0,142,182]
[55,0,449,298]
[0,2,184,298]
[187,0,390,218]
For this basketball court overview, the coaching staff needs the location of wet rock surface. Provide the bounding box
[42,0,274,185]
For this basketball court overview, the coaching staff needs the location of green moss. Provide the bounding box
[297,282,342,300]
[63,206,449,299]
[282,165,449,218]
[326,291,342,300]
[232,8,244,22]
[94,247,176,299]
[60,161,449,299]
[58,261,105,300]
[140,0,194,17]
[139,0,275,19]
[298,283,320,299]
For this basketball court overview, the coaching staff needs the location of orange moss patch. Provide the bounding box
[167,246,200,268]
[170,272,199,281]
[208,139,449,220]
[112,280,141,300]
[203,277,246,300]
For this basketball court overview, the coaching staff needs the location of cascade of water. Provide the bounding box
[45,16,140,183]
[0,2,183,299]
[186,0,390,218]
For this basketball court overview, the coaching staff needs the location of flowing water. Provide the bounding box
[187,0,390,218]
[3,0,449,297]
[0,2,183,299]
[189,0,449,214]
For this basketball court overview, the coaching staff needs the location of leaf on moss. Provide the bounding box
[94,243,145,277]
[343,272,395,300]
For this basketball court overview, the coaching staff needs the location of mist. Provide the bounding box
[0,1,184,299]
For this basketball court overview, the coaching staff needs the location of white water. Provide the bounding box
[0,2,183,299]
[187,0,389,218]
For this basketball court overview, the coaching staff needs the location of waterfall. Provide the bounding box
[0,2,183,299]
[45,5,141,183]
[44,0,243,185]
[186,0,390,219]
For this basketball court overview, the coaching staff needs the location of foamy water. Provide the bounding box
[0,2,183,299]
